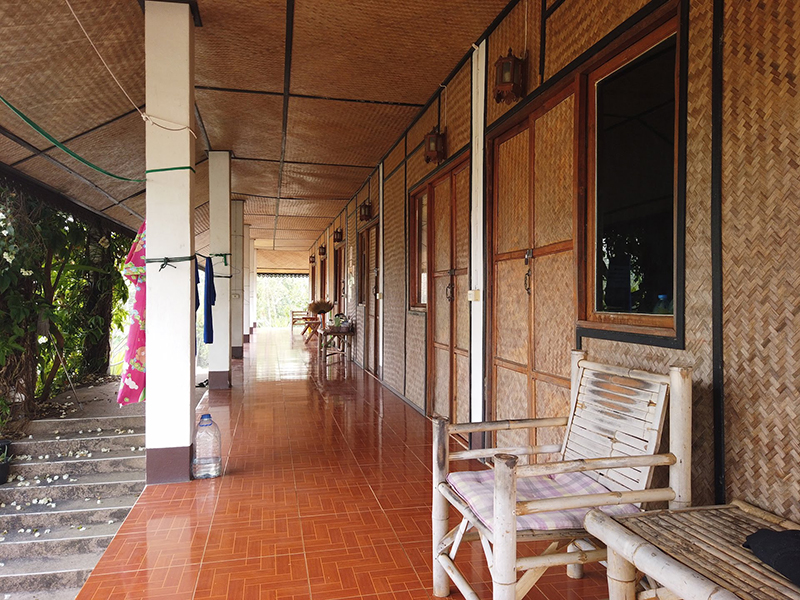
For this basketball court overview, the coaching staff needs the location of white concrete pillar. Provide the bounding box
[208,151,231,389]
[231,199,244,359]
[470,41,487,423]
[144,0,195,484]
[250,240,257,330]
[242,224,251,343]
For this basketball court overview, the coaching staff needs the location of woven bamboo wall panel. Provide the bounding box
[285,97,418,167]
[455,166,470,270]
[533,250,573,378]
[433,177,452,272]
[406,145,436,190]
[384,140,406,180]
[290,0,508,104]
[193,162,210,214]
[281,163,371,199]
[196,90,283,160]
[433,347,451,418]
[14,157,114,214]
[232,160,280,198]
[534,379,569,461]
[533,95,574,247]
[408,100,440,153]
[721,0,800,522]
[583,0,715,507]
[346,210,357,321]
[496,129,531,254]
[195,0,285,91]
[242,197,278,217]
[544,0,650,79]
[455,274,470,352]
[455,353,470,424]
[42,111,145,201]
[356,304,366,366]
[355,184,368,208]
[495,259,529,364]
[382,167,407,395]
[444,61,472,158]
[434,278,450,346]
[405,312,427,411]
[495,366,530,454]
[486,0,543,125]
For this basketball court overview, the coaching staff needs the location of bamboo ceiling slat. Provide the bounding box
[14,155,116,213]
[280,163,370,199]
[0,133,33,165]
[122,194,145,218]
[42,111,145,201]
[0,0,144,143]
[194,0,286,92]
[243,197,278,216]
[290,0,508,104]
[103,204,144,231]
[284,97,418,167]
[276,215,333,231]
[196,89,283,160]
[231,160,280,198]
[244,214,277,229]
[274,229,320,240]
[193,161,209,210]
[194,203,210,234]
[278,198,346,219]
[256,249,309,272]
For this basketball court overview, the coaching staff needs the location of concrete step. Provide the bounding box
[0,552,105,592]
[0,495,139,531]
[0,471,145,504]
[10,432,145,457]
[2,588,83,600]
[22,415,145,436]
[8,449,146,479]
[1,527,114,560]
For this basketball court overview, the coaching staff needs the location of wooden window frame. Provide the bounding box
[358,230,368,305]
[580,15,686,342]
[408,187,428,310]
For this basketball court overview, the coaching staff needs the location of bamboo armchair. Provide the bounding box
[432,350,693,600]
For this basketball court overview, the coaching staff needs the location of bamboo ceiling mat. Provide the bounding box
[616,505,800,600]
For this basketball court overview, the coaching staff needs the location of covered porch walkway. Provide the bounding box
[76,328,607,600]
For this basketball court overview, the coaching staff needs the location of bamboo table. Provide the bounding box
[584,501,800,600]
[319,329,353,361]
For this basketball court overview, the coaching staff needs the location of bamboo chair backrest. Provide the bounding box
[561,363,670,494]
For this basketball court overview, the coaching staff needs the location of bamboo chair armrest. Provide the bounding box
[515,453,676,479]
[517,487,676,515]
[448,417,568,435]
[450,444,562,461]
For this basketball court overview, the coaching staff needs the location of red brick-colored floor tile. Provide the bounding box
[77,329,608,600]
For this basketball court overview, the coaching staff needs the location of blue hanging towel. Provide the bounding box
[194,258,200,355]
[204,256,216,344]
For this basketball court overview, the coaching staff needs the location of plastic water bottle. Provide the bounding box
[192,414,221,479]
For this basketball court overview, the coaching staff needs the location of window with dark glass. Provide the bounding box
[409,189,428,308]
[588,30,677,329]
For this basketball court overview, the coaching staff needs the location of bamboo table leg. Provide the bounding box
[607,549,636,600]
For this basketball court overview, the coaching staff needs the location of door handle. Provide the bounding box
[446,282,455,302]
[524,269,531,295]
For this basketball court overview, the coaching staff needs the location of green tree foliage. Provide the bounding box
[256,275,310,327]
[0,184,130,423]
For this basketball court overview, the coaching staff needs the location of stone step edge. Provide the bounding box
[3,531,115,545]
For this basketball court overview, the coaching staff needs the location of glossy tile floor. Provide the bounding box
[77,328,608,600]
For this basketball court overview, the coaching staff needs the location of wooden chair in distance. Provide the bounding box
[432,350,693,600]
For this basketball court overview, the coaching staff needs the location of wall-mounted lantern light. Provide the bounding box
[359,201,372,222]
[493,48,525,105]
[318,244,326,257]
[309,255,316,265]
[424,128,446,164]
[333,228,343,243]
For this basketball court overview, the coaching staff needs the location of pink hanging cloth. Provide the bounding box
[117,221,146,406]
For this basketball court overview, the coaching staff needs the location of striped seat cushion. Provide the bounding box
[447,469,639,532]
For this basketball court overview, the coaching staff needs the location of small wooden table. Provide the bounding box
[319,329,353,361]
[585,501,800,600]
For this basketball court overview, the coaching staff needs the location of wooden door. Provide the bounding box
[489,89,577,453]
[366,224,380,375]
[428,158,470,421]
[320,258,327,300]
[334,246,345,314]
